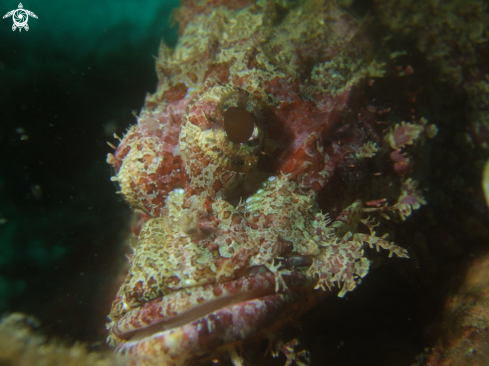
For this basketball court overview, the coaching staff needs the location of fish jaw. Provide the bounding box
[112,271,323,365]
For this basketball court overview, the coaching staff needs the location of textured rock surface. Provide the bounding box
[423,252,489,366]
[373,0,489,148]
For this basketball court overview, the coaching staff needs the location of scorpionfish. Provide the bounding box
[105,0,424,364]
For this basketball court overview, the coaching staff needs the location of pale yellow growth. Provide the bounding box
[426,124,438,138]
[483,158,489,208]
[0,313,126,366]
[309,55,379,97]
[386,122,423,150]
[396,178,426,220]
[389,50,408,59]
[356,141,379,158]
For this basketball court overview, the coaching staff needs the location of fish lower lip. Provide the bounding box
[112,271,317,343]
[116,290,327,365]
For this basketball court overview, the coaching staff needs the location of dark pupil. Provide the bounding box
[223,106,255,144]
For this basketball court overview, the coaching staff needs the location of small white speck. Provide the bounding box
[185,87,196,98]
[256,189,263,194]
[268,176,276,181]
[176,188,185,194]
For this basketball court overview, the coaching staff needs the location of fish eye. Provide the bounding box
[223,106,255,144]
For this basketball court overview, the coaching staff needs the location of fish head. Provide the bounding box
[106,1,403,364]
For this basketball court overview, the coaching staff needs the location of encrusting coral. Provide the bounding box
[0,313,127,366]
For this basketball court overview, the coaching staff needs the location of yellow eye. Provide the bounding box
[223,106,255,144]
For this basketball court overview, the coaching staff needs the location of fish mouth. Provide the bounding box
[112,268,320,356]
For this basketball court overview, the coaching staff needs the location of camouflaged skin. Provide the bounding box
[105,1,417,365]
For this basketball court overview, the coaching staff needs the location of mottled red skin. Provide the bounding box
[112,97,192,217]
[116,272,320,360]
[111,10,375,219]
[119,290,325,365]
[106,0,406,364]
[112,272,316,341]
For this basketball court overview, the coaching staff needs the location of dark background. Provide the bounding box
[0,0,179,344]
